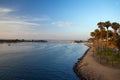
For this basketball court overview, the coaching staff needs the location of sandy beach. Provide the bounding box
[74,47,120,80]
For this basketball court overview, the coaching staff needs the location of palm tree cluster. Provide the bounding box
[89,21,120,67]
[90,21,120,50]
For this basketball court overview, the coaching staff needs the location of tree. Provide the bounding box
[94,29,100,40]
[111,22,120,41]
[94,29,100,49]
[97,22,105,48]
[102,28,107,40]
[90,32,95,38]
[108,30,114,40]
[104,21,111,46]
[90,32,95,46]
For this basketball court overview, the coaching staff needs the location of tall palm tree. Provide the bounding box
[90,32,95,46]
[94,29,102,63]
[104,21,111,46]
[111,22,120,42]
[91,32,95,38]
[94,29,100,40]
[97,22,104,48]
[102,28,106,39]
[94,29,100,49]
[108,30,113,40]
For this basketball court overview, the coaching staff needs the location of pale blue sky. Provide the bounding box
[0,0,120,40]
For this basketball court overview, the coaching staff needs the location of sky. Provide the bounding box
[0,0,120,40]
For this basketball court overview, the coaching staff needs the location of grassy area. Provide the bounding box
[94,47,120,68]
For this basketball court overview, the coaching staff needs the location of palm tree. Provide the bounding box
[94,29,100,39]
[108,30,114,40]
[94,29,100,49]
[90,32,95,47]
[97,22,105,48]
[91,32,95,38]
[104,21,111,46]
[111,22,120,45]
[94,29,103,63]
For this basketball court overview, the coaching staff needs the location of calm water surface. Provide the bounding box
[0,42,88,80]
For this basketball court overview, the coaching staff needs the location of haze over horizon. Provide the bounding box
[0,0,120,40]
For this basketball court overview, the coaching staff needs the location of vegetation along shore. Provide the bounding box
[74,21,120,80]
[0,39,48,43]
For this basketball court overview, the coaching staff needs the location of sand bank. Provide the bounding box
[74,47,120,80]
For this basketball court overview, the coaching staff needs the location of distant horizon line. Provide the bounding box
[0,38,87,41]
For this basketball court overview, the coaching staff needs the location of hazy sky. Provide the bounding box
[0,0,120,40]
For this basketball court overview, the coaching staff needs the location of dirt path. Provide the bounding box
[75,47,120,80]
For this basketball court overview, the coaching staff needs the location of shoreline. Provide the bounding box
[73,46,120,80]
[73,46,90,80]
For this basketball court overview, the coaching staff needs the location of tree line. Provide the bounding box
[90,21,120,50]
[89,21,120,67]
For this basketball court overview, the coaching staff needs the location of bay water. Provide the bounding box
[0,42,88,80]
